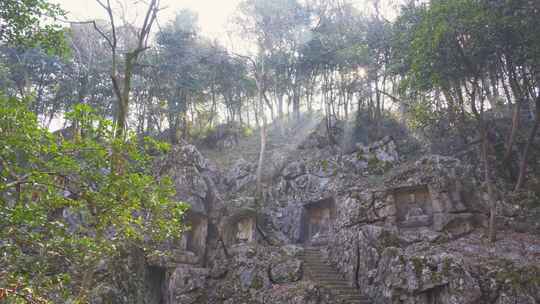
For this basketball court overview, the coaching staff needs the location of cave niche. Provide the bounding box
[301,197,336,245]
[393,185,433,228]
[223,210,257,246]
[147,265,166,304]
[182,212,208,259]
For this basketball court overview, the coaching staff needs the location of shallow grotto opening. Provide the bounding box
[147,265,166,304]
[222,210,258,246]
[300,197,336,245]
[184,212,208,258]
[393,185,433,228]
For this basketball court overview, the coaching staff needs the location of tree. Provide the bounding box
[0,46,70,123]
[67,21,114,116]
[91,0,160,139]
[0,96,187,302]
[236,0,311,121]
[402,0,499,240]
[156,9,203,143]
[0,0,67,55]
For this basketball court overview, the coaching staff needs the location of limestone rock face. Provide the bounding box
[355,136,399,163]
[114,137,540,304]
[323,155,540,304]
[154,144,219,214]
[225,158,256,193]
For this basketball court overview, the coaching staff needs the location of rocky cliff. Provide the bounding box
[93,119,540,304]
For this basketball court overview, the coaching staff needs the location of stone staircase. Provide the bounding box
[300,247,371,304]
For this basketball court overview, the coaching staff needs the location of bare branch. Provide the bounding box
[91,21,114,49]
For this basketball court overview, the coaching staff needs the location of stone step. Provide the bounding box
[336,294,370,300]
[340,295,367,300]
[335,295,371,304]
[301,251,323,254]
[301,247,372,304]
[332,291,363,297]
[308,274,343,278]
[305,264,334,268]
[318,280,353,286]
[307,268,343,274]
[304,259,330,266]
[340,295,369,299]
[307,269,343,274]
[309,275,346,282]
[305,265,335,269]
[313,277,350,283]
[323,283,353,288]
[340,299,369,302]
[307,271,343,278]
[303,260,332,264]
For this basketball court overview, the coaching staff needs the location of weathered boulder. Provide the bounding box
[282,161,306,180]
[269,258,303,284]
[166,265,209,304]
[147,249,200,268]
[355,136,399,164]
[89,284,123,304]
[154,144,219,214]
[203,123,242,150]
[339,136,400,175]
[225,158,256,192]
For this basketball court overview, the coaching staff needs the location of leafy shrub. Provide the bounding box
[0,96,188,302]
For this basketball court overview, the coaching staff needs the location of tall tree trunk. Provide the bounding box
[442,87,456,125]
[255,62,266,200]
[482,125,496,242]
[277,93,284,119]
[502,99,521,175]
[210,84,217,128]
[515,95,540,191]
[114,52,138,139]
[503,62,526,170]
[293,92,300,121]
[469,78,497,242]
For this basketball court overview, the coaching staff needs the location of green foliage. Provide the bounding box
[242,126,254,137]
[410,256,425,279]
[0,96,188,302]
[494,259,540,291]
[407,100,437,131]
[405,0,492,91]
[0,0,69,56]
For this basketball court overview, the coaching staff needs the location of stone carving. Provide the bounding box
[302,198,335,245]
[183,212,208,259]
[394,186,433,228]
[221,212,257,246]
[235,217,255,243]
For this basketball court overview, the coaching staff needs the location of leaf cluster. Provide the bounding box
[0,96,188,302]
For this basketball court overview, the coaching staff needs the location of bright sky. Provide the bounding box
[52,0,401,40]
[52,0,242,42]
